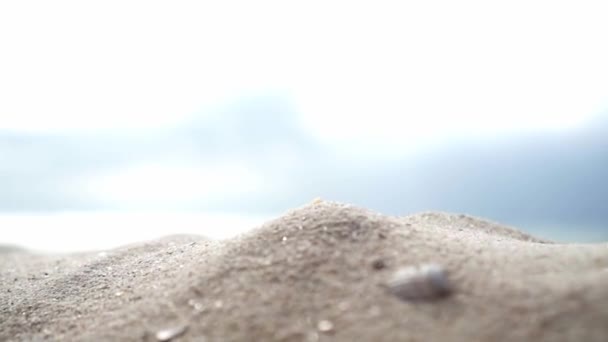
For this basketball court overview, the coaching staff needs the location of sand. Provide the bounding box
[1,200,607,341]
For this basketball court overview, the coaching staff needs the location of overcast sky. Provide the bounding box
[1,1,607,250]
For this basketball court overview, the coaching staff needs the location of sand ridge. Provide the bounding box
[1,200,607,341]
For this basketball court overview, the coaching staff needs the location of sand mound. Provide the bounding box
[1,201,607,341]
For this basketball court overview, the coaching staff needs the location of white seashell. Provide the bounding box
[155,325,188,341]
[317,319,334,332]
[386,263,452,301]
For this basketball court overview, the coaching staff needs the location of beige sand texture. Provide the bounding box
[1,200,607,341]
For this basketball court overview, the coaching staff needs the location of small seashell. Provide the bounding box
[155,324,188,341]
[317,319,334,332]
[372,259,386,270]
[311,197,323,204]
[386,263,452,301]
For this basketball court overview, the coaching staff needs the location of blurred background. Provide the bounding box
[1,1,607,252]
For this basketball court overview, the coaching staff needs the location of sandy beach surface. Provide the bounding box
[1,200,607,341]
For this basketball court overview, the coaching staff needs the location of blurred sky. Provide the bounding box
[1,1,607,251]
